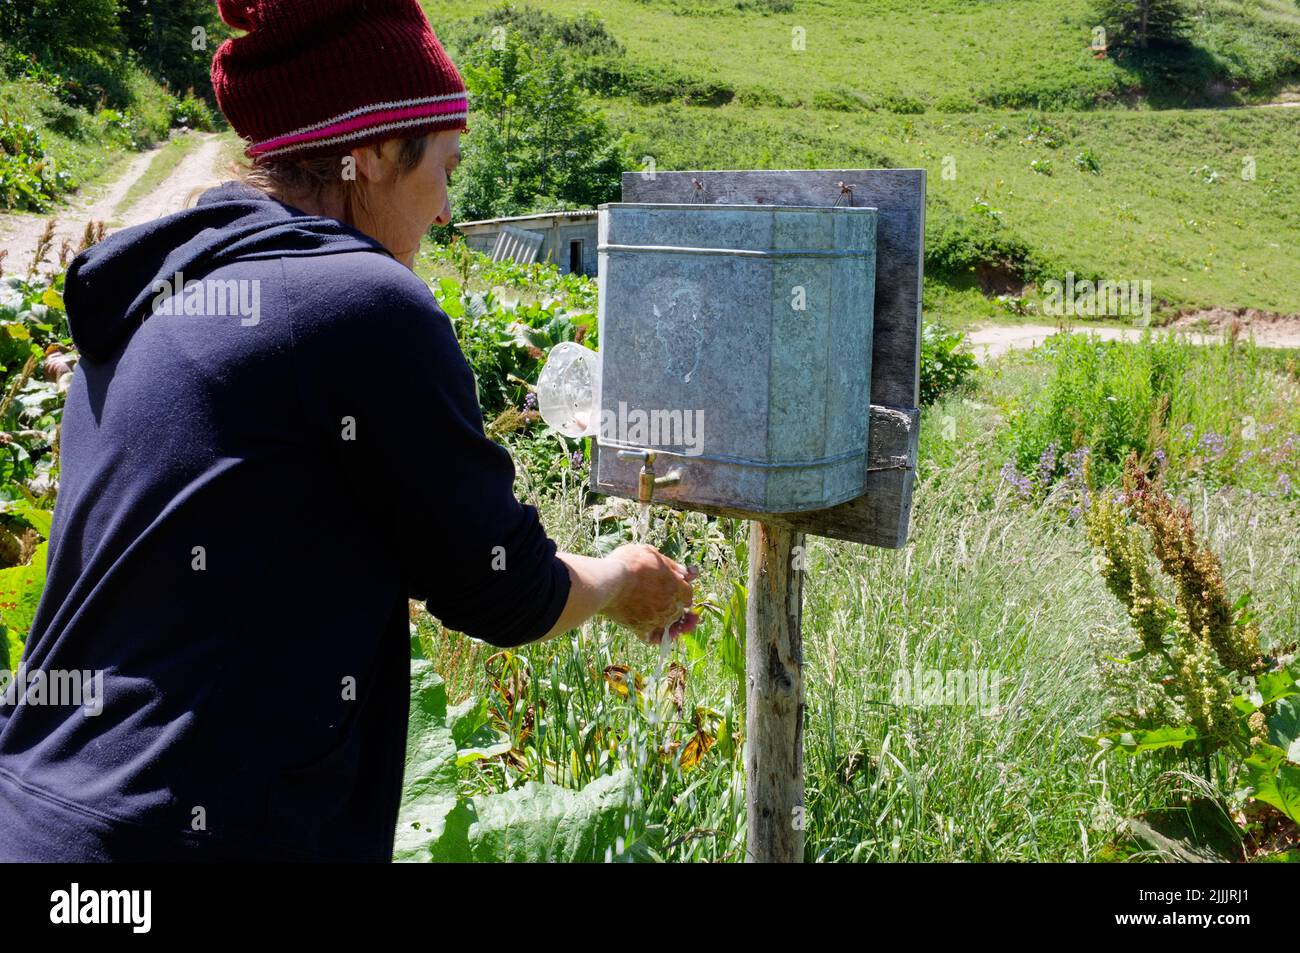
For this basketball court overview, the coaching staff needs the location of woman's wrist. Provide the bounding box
[542,552,628,641]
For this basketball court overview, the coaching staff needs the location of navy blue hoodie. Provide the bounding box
[0,181,571,861]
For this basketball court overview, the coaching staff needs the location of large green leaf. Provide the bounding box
[395,662,464,861]
[441,771,634,863]
[1235,667,1300,714]
[1087,724,1197,754]
[1267,698,1300,765]
[1242,745,1300,826]
[3,498,53,540]
[396,659,634,862]
[0,541,48,669]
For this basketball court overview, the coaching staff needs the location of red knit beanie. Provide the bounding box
[211,0,467,162]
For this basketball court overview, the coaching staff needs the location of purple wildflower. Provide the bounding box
[1000,461,1033,499]
[570,450,586,471]
[524,392,538,412]
[1036,441,1060,488]
[1279,473,1294,497]
[1197,432,1226,459]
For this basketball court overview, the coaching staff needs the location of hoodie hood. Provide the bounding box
[64,181,390,362]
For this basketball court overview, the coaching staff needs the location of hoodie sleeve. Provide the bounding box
[287,253,572,648]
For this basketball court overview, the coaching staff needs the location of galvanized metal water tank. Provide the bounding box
[593,202,877,514]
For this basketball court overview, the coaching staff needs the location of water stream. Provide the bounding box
[632,501,675,743]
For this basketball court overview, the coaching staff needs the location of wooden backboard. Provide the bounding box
[591,168,925,549]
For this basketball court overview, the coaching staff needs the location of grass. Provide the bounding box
[425,0,1300,109]
[409,1,1300,859]
[112,131,204,219]
[414,346,1300,860]
[0,79,124,198]
[425,0,1300,318]
[606,99,1300,316]
[1002,332,1300,490]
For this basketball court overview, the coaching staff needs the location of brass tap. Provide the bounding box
[616,450,682,504]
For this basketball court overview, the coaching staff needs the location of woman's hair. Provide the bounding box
[232,135,429,226]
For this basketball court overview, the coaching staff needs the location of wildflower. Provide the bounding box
[570,450,586,471]
[1000,462,1034,499]
[1083,490,1168,654]
[1197,432,1226,459]
[1036,441,1060,487]
[1123,459,1263,675]
[1248,710,1268,747]
[1279,473,1293,497]
[1174,620,1237,748]
[524,392,538,412]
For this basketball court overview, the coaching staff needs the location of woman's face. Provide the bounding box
[352,129,461,268]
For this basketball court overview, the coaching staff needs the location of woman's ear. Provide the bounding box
[350,142,390,184]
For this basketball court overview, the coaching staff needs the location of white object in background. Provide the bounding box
[536,342,601,438]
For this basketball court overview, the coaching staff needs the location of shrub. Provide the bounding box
[811,87,869,112]
[919,321,978,406]
[431,272,596,419]
[933,93,976,113]
[95,108,149,151]
[1002,333,1300,494]
[736,85,791,108]
[446,4,626,62]
[0,117,75,210]
[878,91,926,114]
[1074,149,1102,174]
[578,59,736,106]
[169,91,216,132]
[925,201,1042,286]
[1092,0,1190,50]
[1082,455,1300,855]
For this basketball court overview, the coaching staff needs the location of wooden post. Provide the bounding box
[745,520,805,863]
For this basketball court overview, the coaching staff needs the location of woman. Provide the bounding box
[0,0,697,862]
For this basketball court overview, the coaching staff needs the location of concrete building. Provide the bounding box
[455,210,599,276]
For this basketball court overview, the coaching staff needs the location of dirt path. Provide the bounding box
[0,132,227,273]
[967,318,1300,361]
[116,134,227,226]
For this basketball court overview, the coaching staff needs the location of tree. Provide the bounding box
[4,0,123,60]
[118,0,231,98]
[1092,0,1190,50]
[452,34,627,223]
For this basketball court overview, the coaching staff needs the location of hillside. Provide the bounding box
[423,0,1300,318]
[429,0,1300,109]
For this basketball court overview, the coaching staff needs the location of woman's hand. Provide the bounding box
[602,544,700,644]
[545,546,700,644]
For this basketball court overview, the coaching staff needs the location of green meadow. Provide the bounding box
[424,0,1300,317]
